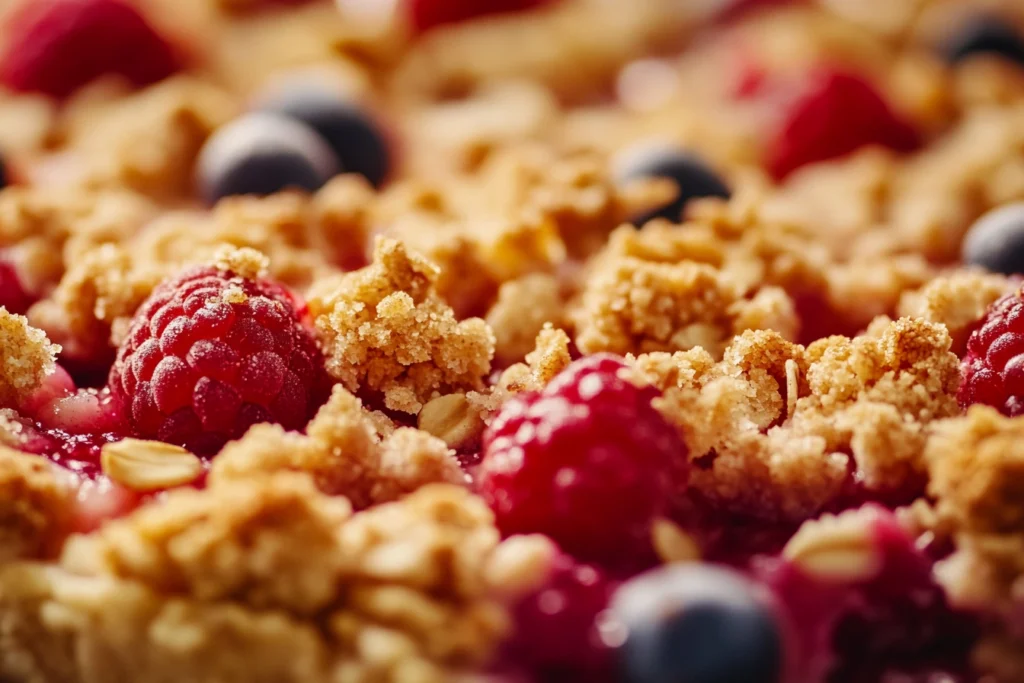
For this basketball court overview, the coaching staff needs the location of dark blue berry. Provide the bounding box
[257,85,391,188]
[615,147,730,225]
[196,113,340,204]
[941,15,1024,66]
[609,564,782,683]
[962,203,1024,275]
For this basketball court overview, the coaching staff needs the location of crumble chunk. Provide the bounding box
[212,386,466,509]
[309,238,495,413]
[0,310,60,410]
[896,270,1016,355]
[0,186,156,296]
[485,273,564,365]
[573,225,799,358]
[63,77,236,200]
[647,318,959,521]
[0,478,548,683]
[0,448,69,563]
[925,408,1024,680]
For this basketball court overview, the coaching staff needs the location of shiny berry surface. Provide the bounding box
[959,287,1024,415]
[766,69,920,180]
[505,554,614,680]
[477,354,687,563]
[108,264,329,455]
[0,0,182,99]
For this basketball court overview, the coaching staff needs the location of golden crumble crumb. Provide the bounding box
[924,407,1024,677]
[572,226,800,358]
[0,310,59,410]
[210,245,270,280]
[212,386,466,509]
[485,273,564,365]
[653,318,959,521]
[309,238,495,413]
[66,77,236,200]
[897,270,1015,354]
[1,478,547,683]
[28,243,163,357]
[0,448,69,563]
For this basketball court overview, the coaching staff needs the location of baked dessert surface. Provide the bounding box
[0,0,1023,681]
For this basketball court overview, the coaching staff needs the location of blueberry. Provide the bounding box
[615,146,730,225]
[963,203,1024,275]
[196,113,340,204]
[609,564,782,683]
[940,15,1024,66]
[257,84,391,188]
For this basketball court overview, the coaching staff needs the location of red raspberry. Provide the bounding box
[407,0,553,34]
[108,265,329,456]
[766,68,921,180]
[0,0,183,99]
[505,553,614,679]
[477,354,687,563]
[0,259,32,315]
[959,288,1024,415]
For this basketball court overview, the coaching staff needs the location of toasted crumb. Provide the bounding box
[897,271,1016,354]
[0,311,59,410]
[210,245,270,280]
[652,318,959,521]
[0,448,69,563]
[67,77,236,200]
[485,273,564,365]
[212,386,466,509]
[572,226,799,358]
[4,477,546,682]
[309,238,495,413]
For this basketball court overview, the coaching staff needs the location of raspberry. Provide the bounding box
[504,553,613,679]
[0,0,182,99]
[0,259,32,315]
[959,288,1024,415]
[477,354,687,564]
[108,265,329,456]
[765,68,921,180]
[406,0,553,34]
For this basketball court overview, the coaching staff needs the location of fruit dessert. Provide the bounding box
[4,0,1024,681]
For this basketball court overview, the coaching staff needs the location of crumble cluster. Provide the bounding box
[0,477,552,683]
[637,317,960,522]
[309,238,495,413]
[212,384,466,509]
[0,309,59,410]
[924,407,1024,682]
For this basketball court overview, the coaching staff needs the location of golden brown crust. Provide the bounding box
[0,311,59,410]
[646,318,959,521]
[0,448,70,563]
[309,238,495,413]
[0,478,549,683]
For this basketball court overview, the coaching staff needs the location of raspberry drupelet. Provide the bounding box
[108,264,329,456]
[959,287,1024,415]
[477,354,687,564]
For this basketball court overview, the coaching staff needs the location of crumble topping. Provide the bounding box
[210,245,270,280]
[644,318,959,521]
[924,408,1024,679]
[0,478,549,683]
[0,448,69,563]
[896,270,1016,354]
[0,310,59,410]
[484,273,564,365]
[309,238,495,413]
[212,385,466,509]
[63,77,237,200]
[573,225,799,358]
